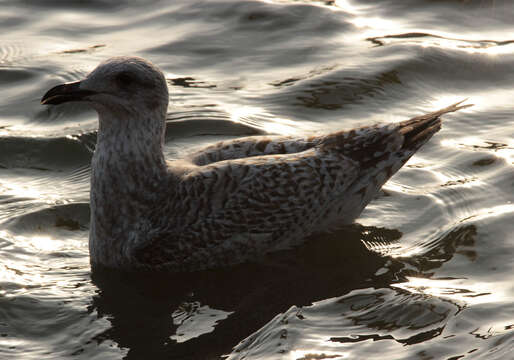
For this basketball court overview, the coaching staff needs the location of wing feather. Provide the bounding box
[135,148,359,270]
[187,135,319,165]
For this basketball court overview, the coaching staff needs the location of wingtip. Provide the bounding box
[400,98,472,129]
[438,98,473,114]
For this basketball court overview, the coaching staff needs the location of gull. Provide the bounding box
[41,56,470,272]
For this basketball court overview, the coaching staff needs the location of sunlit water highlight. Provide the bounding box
[0,0,513,359]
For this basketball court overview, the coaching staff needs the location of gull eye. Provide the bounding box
[116,71,134,87]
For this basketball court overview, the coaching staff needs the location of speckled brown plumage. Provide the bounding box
[41,56,471,272]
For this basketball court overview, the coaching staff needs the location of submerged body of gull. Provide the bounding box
[41,56,470,272]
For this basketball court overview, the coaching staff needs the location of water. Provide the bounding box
[1,0,513,359]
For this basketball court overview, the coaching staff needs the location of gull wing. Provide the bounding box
[186,135,319,165]
[182,147,360,236]
[135,148,360,270]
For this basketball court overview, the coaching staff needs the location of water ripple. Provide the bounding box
[1,0,513,359]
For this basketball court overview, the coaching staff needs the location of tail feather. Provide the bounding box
[399,99,472,129]
[399,99,472,150]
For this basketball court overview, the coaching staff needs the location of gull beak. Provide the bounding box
[41,80,97,105]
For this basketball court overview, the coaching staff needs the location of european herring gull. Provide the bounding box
[41,56,470,272]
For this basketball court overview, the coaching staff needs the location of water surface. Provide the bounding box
[0,0,513,359]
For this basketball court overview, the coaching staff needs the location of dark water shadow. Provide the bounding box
[89,225,401,360]
[400,224,478,276]
[0,136,92,170]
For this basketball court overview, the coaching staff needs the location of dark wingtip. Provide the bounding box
[399,99,472,150]
[436,99,473,114]
[402,99,472,126]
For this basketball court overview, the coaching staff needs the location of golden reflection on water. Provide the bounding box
[443,90,514,111]
[418,37,514,55]
[393,276,507,305]
[497,147,514,164]
[428,95,472,111]
[289,349,346,360]
[432,93,513,164]
[170,303,233,344]
[351,16,400,32]
[2,182,43,200]
[333,0,514,57]
[333,0,358,13]
[227,105,305,135]
[465,204,514,222]
[441,137,514,164]
[29,235,61,252]
[0,178,61,204]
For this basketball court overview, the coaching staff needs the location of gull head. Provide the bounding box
[41,56,169,119]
